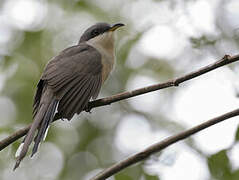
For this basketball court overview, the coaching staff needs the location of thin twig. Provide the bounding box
[91,108,239,180]
[0,125,30,151]
[0,54,238,151]
[88,54,238,108]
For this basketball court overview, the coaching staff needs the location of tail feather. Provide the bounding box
[14,87,57,170]
[31,100,58,157]
[14,104,47,170]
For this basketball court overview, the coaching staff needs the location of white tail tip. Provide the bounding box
[43,126,50,141]
[54,102,59,114]
[15,143,24,158]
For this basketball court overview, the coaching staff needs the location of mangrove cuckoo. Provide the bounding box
[14,22,124,169]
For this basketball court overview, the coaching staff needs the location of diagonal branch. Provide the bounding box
[0,54,239,151]
[88,54,239,108]
[90,108,239,180]
[0,125,30,151]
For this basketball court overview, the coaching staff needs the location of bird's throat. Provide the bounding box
[87,32,115,83]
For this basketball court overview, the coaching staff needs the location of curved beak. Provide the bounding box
[109,23,125,31]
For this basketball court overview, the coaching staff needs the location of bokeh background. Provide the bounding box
[0,0,239,179]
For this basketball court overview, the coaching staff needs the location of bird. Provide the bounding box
[14,22,124,170]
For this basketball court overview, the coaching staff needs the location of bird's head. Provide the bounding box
[79,22,124,45]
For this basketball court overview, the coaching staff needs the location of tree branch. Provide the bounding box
[0,54,238,151]
[88,54,239,109]
[91,108,239,180]
[0,125,30,151]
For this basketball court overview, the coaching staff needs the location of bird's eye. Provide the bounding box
[92,29,100,36]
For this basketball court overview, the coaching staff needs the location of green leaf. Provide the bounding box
[231,169,239,180]
[235,125,239,141]
[114,173,134,180]
[144,174,159,180]
[207,150,232,180]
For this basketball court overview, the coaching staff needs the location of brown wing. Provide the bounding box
[33,43,102,120]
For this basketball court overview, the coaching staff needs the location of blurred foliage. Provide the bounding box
[208,150,231,180]
[0,0,239,180]
[235,125,239,141]
[208,149,239,180]
[190,35,218,49]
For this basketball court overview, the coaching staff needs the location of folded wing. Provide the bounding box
[34,43,103,120]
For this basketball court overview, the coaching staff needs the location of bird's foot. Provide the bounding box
[85,103,92,113]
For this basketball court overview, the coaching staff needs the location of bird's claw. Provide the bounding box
[85,104,92,113]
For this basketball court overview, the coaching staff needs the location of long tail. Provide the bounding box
[14,90,58,170]
[31,100,58,156]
